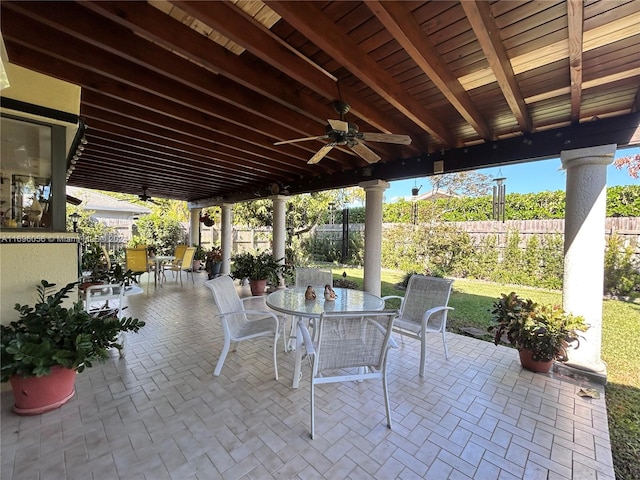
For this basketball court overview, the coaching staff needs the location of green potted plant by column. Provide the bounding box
[193,244,206,271]
[1,280,146,415]
[230,250,289,295]
[488,292,588,372]
[205,246,223,279]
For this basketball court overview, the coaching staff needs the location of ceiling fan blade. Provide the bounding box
[350,142,381,164]
[327,119,349,132]
[359,132,412,145]
[274,135,327,146]
[308,144,335,164]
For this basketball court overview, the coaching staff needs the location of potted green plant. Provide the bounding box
[231,250,289,295]
[488,292,588,372]
[193,244,206,271]
[205,246,223,279]
[1,280,146,415]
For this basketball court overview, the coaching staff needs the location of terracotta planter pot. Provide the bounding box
[10,366,77,415]
[249,279,267,296]
[518,349,553,373]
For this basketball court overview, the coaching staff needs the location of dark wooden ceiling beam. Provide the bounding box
[172,0,427,152]
[79,91,339,172]
[461,1,533,132]
[1,31,359,172]
[85,121,303,180]
[80,98,314,177]
[3,1,333,139]
[85,134,256,182]
[366,0,493,141]
[266,0,454,146]
[567,0,584,124]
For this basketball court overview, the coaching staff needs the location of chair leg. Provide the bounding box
[382,369,392,429]
[179,268,183,287]
[419,337,427,377]
[310,379,315,439]
[272,332,279,380]
[214,337,231,376]
[442,330,449,359]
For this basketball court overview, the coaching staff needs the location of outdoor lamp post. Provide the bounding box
[69,212,80,232]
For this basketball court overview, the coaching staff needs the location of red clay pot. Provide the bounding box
[9,366,77,415]
[518,349,553,373]
[249,279,267,296]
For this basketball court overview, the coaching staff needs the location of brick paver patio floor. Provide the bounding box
[1,273,615,479]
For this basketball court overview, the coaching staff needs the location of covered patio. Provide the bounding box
[1,275,614,479]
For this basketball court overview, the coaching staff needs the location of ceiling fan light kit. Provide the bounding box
[274,101,411,165]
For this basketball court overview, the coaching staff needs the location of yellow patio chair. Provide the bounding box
[125,247,152,287]
[164,246,196,286]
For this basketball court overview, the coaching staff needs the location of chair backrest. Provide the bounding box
[206,275,243,311]
[180,247,197,271]
[314,310,397,374]
[125,247,149,273]
[84,283,126,319]
[295,267,333,289]
[401,275,454,325]
[173,245,187,264]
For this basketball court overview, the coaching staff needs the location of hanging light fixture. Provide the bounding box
[492,176,506,222]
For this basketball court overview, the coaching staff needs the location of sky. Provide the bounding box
[385,145,639,203]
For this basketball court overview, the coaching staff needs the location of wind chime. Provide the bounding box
[492,177,506,222]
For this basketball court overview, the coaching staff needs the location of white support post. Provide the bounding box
[359,179,389,296]
[189,208,201,248]
[220,203,233,276]
[560,144,616,382]
[272,195,288,288]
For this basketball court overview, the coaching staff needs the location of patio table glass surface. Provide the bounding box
[266,287,385,317]
[267,287,385,387]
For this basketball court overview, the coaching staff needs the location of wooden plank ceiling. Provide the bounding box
[1,0,639,205]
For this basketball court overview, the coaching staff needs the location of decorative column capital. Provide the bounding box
[359,179,390,192]
[561,144,616,170]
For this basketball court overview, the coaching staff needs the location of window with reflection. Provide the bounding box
[1,116,53,229]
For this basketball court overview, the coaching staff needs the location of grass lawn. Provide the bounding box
[334,267,640,480]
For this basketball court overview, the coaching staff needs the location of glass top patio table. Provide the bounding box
[266,287,384,317]
[266,287,385,388]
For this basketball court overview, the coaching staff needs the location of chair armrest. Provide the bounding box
[297,319,315,356]
[381,295,403,301]
[421,306,454,326]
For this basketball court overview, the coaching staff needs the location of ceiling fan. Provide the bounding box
[137,188,156,203]
[274,101,412,165]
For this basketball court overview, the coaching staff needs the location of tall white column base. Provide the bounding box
[271,195,288,288]
[359,179,389,296]
[560,144,616,383]
[220,204,233,276]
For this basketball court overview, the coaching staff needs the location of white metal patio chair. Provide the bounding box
[205,275,286,379]
[83,282,127,358]
[297,309,398,439]
[382,275,454,377]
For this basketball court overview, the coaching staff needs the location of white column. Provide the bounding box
[220,204,233,275]
[359,179,389,296]
[272,195,288,288]
[189,208,201,247]
[561,144,616,381]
